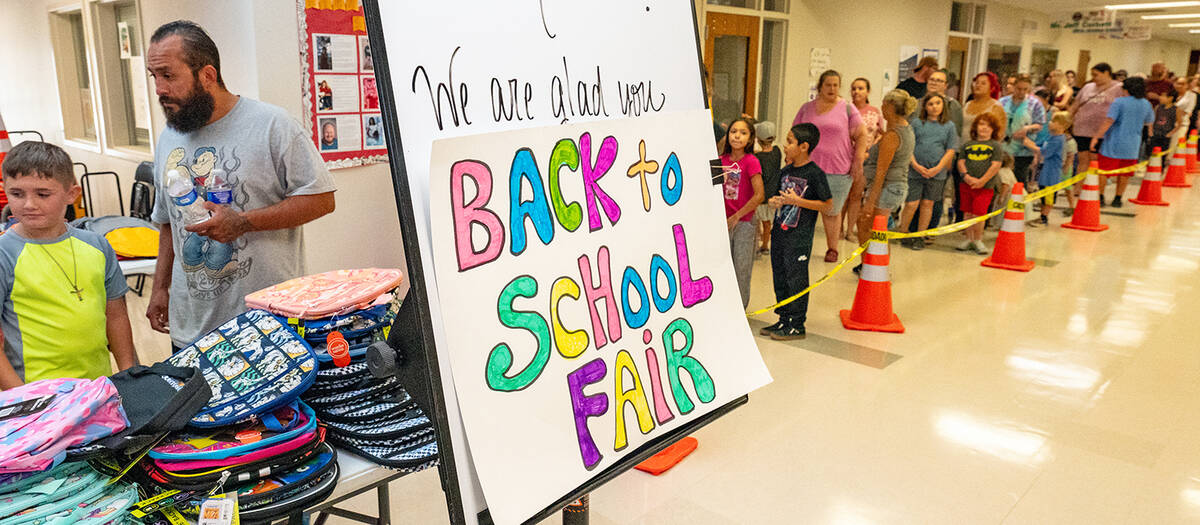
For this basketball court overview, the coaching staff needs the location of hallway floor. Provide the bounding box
[129,181,1200,524]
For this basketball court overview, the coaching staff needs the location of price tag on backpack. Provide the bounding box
[198,493,240,525]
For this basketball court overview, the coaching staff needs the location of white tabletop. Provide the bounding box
[118,258,156,276]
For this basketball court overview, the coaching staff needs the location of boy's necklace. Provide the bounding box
[37,241,83,301]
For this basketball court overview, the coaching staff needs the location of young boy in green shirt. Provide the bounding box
[0,142,138,389]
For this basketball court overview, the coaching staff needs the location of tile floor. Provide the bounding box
[124,182,1200,524]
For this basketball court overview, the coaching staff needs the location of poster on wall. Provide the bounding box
[427,110,772,524]
[367,0,771,522]
[809,47,831,101]
[298,0,388,170]
[899,45,919,82]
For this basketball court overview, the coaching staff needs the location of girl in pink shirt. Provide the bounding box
[720,118,764,309]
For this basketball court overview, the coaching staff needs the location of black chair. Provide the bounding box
[130,161,155,221]
[79,170,124,218]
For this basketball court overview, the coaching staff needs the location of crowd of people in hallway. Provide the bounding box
[716,58,1200,340]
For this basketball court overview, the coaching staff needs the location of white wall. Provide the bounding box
[0,0,406,274]
[695,0,1197,129]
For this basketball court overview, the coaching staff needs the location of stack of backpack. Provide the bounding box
[245,269,439,472]
[0,462,139,524]
[131,308,339,523]
[0,378,146,523]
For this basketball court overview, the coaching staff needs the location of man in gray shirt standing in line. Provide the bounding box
[145,20,336,350]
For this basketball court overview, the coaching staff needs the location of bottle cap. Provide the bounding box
[327,331,350,367]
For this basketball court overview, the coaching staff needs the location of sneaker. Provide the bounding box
[770,325,807,341]
[972,240,989,255]
[1062,208,1074,217]
[1099,195,1107,207]
[1027,218,1042,228]
[956,239,973,251]
[911,238,925,251]
[852,263,863,275]
[1111,196,1123,208]
[759,320,786,336]
[1039,215,1048,225]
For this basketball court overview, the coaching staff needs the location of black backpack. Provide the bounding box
[74,363,212,458]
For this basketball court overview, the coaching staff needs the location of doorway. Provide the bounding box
[1076,50,1091,87]
[705,12,759,129]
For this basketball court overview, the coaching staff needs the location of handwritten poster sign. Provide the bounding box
[369,0,748,521]
[298,0,388,170]
[428,110,771,524]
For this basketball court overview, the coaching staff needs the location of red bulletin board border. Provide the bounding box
[298,0,388,170]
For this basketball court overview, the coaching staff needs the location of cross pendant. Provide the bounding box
[71,286,83,302]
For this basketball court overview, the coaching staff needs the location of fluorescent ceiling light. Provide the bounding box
[1106,1,1200,9]
[1169,21,1200,26]
[1143,12,1200,18]
[1190,28,1200,32]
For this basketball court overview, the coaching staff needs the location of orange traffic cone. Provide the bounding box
[840,215,904,333]
[981,184,1035,272]
[1062,162,1109,232]
[1164,139,1191,188]
[1187,131,1198,174]
[0,111,10,210]
[1130,147,1169,206]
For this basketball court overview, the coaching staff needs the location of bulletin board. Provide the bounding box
[297,0,389,170]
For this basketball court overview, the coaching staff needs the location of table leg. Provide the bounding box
[377,482,391,524]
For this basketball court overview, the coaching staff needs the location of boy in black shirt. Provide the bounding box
[760,123,833,340]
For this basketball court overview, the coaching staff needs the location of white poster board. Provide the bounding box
[370,1,756,522]
[428,110,771,524]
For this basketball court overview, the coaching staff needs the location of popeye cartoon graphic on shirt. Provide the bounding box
[163,146,253,300]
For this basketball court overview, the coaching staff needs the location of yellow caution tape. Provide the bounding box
[746,147,1174,319]
[1094,148,1170,175]
[745,243,868,317]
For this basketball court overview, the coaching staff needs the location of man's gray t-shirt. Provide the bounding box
[152,97,335,347]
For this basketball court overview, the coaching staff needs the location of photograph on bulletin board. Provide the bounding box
[298,0,388,169]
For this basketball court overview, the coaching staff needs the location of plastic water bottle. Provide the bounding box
[207,166,233,205]
[165,169,210,225]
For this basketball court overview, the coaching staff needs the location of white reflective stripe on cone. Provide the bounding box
[1001,219,1024,233]
[1173,157,1185,166]
[1085,174,1099,185]
[1081,189,1099,200]
[866,240,889,256]
[860,264,889,283]
[1146,169,1163,182]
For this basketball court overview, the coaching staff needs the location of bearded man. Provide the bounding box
[145,20,336,351]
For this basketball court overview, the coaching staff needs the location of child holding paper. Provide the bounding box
[761,123,832,341]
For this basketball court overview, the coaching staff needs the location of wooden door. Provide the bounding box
[1076,50,1091,87]
[704,12,759,128]
[947,36,970,100]
[1188,50,1200,77]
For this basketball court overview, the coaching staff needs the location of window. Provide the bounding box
[47,0,152,157]
[756,19,785,124]
[48,8,99,144]
[707,0,786,9]
[707,0,754,8]
[987,44,1021,80]
[1030,46,1059,85]
[90,0,151,152]
[950,2,986,34]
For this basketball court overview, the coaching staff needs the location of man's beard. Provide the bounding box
[161,77,215,132]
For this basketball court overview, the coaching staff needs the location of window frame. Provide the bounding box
[45,0,154,162]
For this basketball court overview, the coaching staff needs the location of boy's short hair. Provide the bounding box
[1051,112,1073,128]
[1164,88,1179,100]
[0,142,76,188]
[790,123,820,152]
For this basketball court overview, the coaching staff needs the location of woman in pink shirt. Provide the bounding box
[793,70,869,262]
[1069,62,1123,176]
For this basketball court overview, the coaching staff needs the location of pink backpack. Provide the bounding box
[244,268,403,319]
[0,378,128,474]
